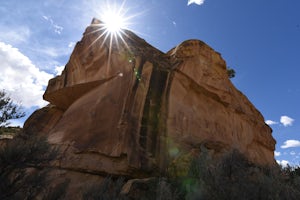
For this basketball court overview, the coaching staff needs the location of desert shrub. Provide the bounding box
[80,149,300,199]
[0,134,66,199]
[168,148,300,200]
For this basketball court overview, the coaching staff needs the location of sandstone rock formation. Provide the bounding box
[24,18,276,183]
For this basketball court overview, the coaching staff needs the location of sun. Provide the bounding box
[87,0,143,71]
[88,0,144,46]
[102,10,126,34]
[98,1,131,39]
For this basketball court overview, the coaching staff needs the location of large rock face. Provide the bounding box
[24,18,276,179]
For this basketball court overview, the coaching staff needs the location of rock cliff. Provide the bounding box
[24,18,276,191]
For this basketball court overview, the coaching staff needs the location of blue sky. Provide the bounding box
[0,0,299,166]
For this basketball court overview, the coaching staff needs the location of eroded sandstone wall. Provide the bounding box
[166,40,275,166]
[24,19,276,179]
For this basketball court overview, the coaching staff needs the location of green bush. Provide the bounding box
[67,147,300,199]
[0,134,67,199]
[169,149,300,200]
[227,67,236,79]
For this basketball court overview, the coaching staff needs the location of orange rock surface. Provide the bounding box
[24,18,276,178]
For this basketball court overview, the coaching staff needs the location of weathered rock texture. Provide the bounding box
[24,18,276,181]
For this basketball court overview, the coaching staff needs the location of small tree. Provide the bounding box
[227,67,236,79]
[0,90,25,127]
[0,91,67,198]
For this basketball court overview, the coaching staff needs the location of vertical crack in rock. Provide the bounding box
[139,66,169,171]
[122,58,147,169]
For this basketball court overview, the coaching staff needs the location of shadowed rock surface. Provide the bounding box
[23,18,276,197]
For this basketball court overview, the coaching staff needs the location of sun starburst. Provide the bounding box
[90,1,133,47]
[99,1,130,40]
[83,0,144,78]
[102,10,126,34]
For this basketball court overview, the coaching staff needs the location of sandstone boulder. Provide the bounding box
[24,18,276,179]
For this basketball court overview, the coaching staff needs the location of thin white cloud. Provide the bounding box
[280,115,294,127]
[68,42,75,48]
[39,47,61,58]
[265,120,278,125]
[42,15,63,34]
[281,140,300,149]
[276,160,289,167]
[0,26,31,45]
[33,45,72,60]
[274,151,281,157]
[54,66,65,76]
[290,151,296,156]
[187,0,205,6]
[0,42,53,108]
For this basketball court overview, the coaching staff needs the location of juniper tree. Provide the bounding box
[0,90,25,127]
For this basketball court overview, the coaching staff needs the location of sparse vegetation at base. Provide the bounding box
[80,148,300,200]
[0,133,68,199]
[169,149,300,200]
[1,133,300,199]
